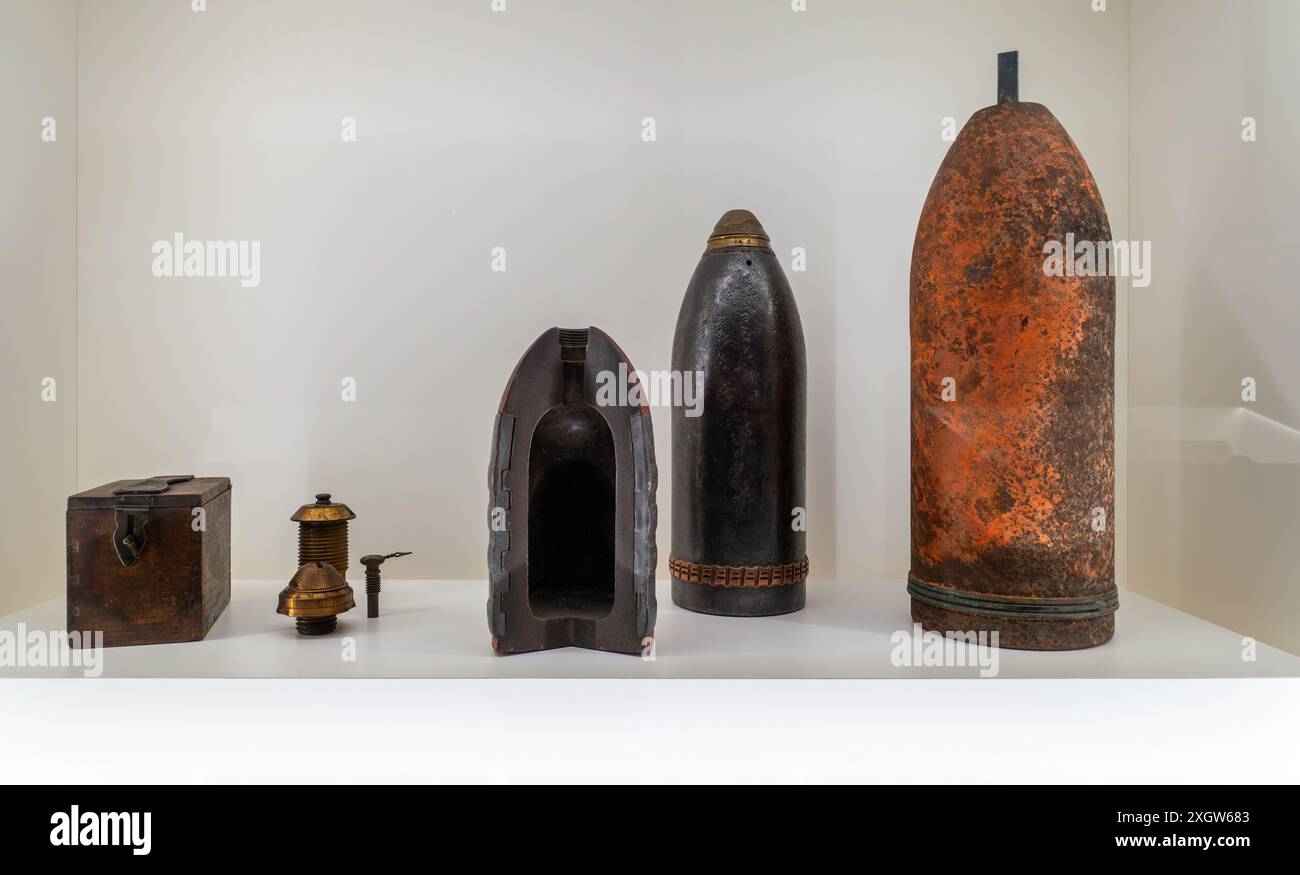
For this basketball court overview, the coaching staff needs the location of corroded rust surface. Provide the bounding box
[909,100,1116,649]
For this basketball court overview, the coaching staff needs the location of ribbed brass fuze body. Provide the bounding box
[277,561,355,635]
[290,493,355,576]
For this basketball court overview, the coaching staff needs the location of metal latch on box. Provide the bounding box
[110,475,194,566]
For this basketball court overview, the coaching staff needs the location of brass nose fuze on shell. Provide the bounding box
[908,51,1117,650]
[671,209,810,617]
[705,209,773,252]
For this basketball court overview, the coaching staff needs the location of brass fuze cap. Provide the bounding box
[290,492,356,523]
[706,209,772,252]
[277,561,355,635]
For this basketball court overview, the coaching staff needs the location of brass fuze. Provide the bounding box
[290,493,355,576]
[277,561,356,635]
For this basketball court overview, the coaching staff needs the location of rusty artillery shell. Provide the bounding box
[670,210,809,617]
[909,53,1117,650]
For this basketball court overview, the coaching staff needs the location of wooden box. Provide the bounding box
[66,476,231,647]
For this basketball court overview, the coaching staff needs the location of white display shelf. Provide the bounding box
[1,579,1297,679]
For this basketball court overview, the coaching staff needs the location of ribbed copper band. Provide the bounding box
[669,555,809,588]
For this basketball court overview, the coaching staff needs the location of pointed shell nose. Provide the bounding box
[706,210,771,251]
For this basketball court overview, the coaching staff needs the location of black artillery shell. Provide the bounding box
[670,210,809,617]
[909,54,1117,650]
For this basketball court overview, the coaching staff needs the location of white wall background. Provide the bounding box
[0,0,77,615]
[1129,0,1300,654]
[66,0,1131,590]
